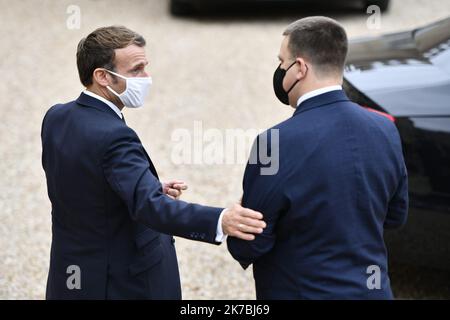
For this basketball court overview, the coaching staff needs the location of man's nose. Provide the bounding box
[141,70,149,77]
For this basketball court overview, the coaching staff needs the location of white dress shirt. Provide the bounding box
[83,89,227,243]
[83,89,123,119]
[215,210,227,242]
[296,85,342,107]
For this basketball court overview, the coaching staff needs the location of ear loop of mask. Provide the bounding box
[286,61,308,94]
[104,69,126,98]
[104,69,127,80]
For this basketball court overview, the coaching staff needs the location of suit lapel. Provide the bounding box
[77,92,159,179]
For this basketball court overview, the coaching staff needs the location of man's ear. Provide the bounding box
[295,57,308,80]
[92,68,110,87]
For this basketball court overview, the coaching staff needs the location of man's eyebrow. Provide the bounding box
[277,55,282,61]
[130,61,148,70]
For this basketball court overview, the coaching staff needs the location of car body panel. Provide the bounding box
[344,17,450,271]
[171,0,389,14]
[345,17,450,117]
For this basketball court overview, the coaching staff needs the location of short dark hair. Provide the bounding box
[283,16,348,77]
[76,26,146,87]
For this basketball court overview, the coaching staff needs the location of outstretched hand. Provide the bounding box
[222,203,266,241]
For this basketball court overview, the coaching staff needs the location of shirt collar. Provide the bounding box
[296,85,342,108]
[83,89,123,119]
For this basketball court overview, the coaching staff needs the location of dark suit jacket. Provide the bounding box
[41,92,222,299]
[227,90,408,299]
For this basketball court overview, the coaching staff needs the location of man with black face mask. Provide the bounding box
[227,16,408,299]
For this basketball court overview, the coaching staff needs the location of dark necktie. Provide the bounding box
[121,113,126,124]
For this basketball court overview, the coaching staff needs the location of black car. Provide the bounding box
[344,17,450,271]
[170,0,390,15]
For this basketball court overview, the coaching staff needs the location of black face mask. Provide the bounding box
[273,61,299,105]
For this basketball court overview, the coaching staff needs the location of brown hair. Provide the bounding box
[76,25,146,86]
[283,16,348,77]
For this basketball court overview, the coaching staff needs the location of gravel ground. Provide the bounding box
[1,0,449,300]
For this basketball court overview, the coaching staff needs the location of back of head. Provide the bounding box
[283,16,348,79]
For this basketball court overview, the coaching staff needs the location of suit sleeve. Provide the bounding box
[227,132,287,269]
[384,124,408,229]
[102,126,222,244]
[385,160,408,229]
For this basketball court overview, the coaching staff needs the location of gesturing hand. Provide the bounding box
[163,180,188,199]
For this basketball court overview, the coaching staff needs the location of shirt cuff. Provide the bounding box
[215,208,228,243]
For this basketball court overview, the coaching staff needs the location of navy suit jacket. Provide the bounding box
[227,90,408,299]
[41,92,222,299]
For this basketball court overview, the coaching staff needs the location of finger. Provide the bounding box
[232,231,255,241]
[167,189,181,198]
[240,217,267,229]
[166,180,185,186]
[237,223,264,234]
[233,203,263,219]
[172,183,188,190]
[240,208,264,220]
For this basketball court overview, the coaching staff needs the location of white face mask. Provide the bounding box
[105,69,152,108]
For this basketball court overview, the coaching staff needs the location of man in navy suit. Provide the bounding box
[41,26,266,299]
[227,17,408,299]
